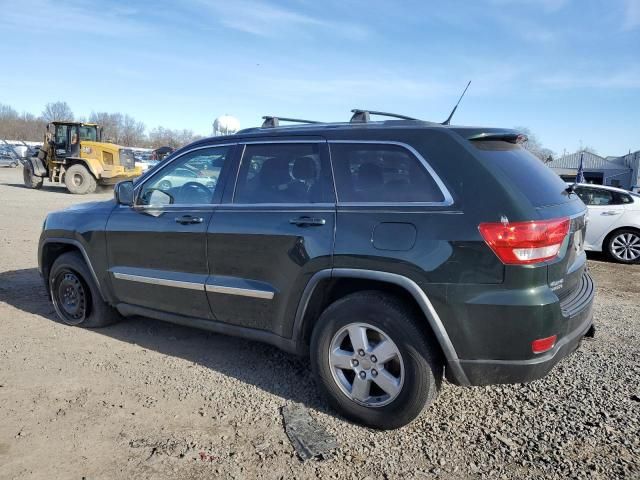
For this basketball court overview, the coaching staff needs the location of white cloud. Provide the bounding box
[0,0,147,37]
[488,0,570,13]
[538,70,640,89]
[190,0,370,40]
[622,0,640,30]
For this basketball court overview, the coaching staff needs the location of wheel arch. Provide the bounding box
[40,239,106,301]
[292,268,470,386]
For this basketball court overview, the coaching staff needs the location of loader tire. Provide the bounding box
[23,163,44,190]
[65,164,97,194]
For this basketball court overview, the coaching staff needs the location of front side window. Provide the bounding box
[234,143,333,203]
[331,143,445,203]
[79,126,97,142]
[138,146,230,206]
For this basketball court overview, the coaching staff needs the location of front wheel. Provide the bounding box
[607,229,640,264]
[310,291,442,429]
[23,163,44,189]
[64,164,97,194]
[49,252,121,328]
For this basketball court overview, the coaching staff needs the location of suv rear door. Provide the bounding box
[205,138,336,337]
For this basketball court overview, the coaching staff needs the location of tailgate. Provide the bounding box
[547,212,588,309]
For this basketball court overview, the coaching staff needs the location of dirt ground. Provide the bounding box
[0,167,638,480]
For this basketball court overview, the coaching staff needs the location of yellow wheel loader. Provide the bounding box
[23,122,142,194]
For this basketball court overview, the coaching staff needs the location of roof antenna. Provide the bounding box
[442,80,471,126]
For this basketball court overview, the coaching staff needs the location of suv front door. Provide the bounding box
[205,139,336,337]
[106,144,235,318]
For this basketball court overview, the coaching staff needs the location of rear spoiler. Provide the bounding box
[467,132,527,144]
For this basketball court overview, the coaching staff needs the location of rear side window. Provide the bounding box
[330,143,445,203]
[234,143,334,204]
[473,141,571,207]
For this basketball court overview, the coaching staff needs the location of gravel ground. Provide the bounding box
[0,166,638,479]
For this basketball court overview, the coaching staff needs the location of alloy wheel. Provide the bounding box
[611,232,640,262]
[328,322,404,407]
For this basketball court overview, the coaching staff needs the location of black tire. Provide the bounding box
[49,252,121,328]
[310,291,442,429]
[606,228,640,264]
[158,179,172,190]
[23,164,44,189]
[64,164,97,194]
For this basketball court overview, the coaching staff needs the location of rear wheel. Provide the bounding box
[64,164,97,194]
[607,229,640,264]
[310,291,442,429]
[49,252,121,328]
[23,163,44,189]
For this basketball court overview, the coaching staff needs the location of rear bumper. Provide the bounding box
[455,271,595,386]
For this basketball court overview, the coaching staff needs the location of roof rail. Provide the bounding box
[350,109,418,123]
[261,116,321,128]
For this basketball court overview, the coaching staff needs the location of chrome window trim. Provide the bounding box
[328,140,454,207]
[205,284,274,300]
[220,203,334,209]
[129,204,215,210]
[112,272,204,291]
[134,143,237,205]
[241,140,325,145]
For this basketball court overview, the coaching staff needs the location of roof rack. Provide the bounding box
[350,109,418,123]
[261,116,321,128]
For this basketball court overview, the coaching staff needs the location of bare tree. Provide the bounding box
[515,126,555,163]
[578,141,598,155]
[147,127,201,149]
[120,115,146,147]
[90,112,122,143]
[0,103,46,141]
[42,102,74,122]
[1,101,203,148]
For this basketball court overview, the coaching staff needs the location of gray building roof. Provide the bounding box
[547,151,626,170]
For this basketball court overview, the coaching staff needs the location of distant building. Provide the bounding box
[547,150,640,191]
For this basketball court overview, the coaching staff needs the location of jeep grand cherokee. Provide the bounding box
[39,112,594,429]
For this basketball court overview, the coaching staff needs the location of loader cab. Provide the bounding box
[48,122,101,159]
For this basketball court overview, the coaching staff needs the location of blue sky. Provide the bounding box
[1,0,638,155]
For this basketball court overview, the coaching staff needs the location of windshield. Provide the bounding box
[79,125,98,142]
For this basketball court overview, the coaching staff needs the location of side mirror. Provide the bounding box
[114,181,134,206]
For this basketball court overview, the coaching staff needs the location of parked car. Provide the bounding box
[136,153,160,173]
[0,145,19,167]
[39,113,594,429]
[571,183,640,264]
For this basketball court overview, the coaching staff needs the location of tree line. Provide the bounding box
[0,101,203,149]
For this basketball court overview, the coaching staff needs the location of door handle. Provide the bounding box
[289,216,326,227]
[600,211,620,216]
[175,215,204,225]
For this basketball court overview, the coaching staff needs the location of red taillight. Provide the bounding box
[531,335,557,354]
[478,217,570,265]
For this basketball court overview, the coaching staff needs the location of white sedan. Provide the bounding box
[572,184,640,264]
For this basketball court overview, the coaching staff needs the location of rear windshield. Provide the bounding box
[472,140,571,207]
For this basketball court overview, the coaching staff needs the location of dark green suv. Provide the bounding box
[39,113,594,429]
